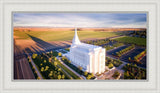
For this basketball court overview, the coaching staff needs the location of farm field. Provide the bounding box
[112,36,146,46]
[14,30,119,41]
[14,30,122,56]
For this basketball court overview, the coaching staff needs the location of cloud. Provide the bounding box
[13,13,147,28]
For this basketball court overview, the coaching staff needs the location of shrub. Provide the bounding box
[108,63,114,69]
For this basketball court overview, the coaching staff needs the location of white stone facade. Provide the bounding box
[68,28,105,74]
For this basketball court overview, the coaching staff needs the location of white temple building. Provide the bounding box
[67,28,105,74]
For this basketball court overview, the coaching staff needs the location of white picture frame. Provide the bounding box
[0,0,160,93]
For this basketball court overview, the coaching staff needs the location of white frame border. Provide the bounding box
[0,0,160,93]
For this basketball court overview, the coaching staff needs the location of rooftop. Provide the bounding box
[71,27,103,53]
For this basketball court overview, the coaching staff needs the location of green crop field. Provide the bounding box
[113,36,146,46]
[14,30,119,41]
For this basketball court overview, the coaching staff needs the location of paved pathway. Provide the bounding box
[58,57,85,80]
[29,56,43,79]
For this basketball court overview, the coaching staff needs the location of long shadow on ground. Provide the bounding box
[26,34,70,54]
[27,34,54,49]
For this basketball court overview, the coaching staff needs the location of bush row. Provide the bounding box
[115,45,135,57]
[134,49,146,62]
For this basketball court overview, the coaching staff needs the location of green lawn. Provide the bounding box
[112,36,146,46]
[56,61,81,79]
[14,30,119,41]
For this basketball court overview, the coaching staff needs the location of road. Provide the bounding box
[29,56,43,79]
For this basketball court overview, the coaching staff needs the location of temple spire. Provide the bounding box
[72,27,81,45]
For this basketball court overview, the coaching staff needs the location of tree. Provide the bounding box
[49,58,52,63]
[48,72,53,77]
[50,51,53,54]
[41,67,44,72]
[27,56,30,60]
[117,59,120,62]
[126,71,130,77]
[32,54,37,59]
[111,59,113,62]
[134,64,137,67]
[78,66,83,71]
[127,63,130,67]
[84,71,88,76]
[41,57,43,59]
[28,59,31,62]
[108,63,113,69]
[61,57,64,61]
[58,68,61,71]
[54,57,57,61]
[87,75,91,80]
[70,77,73,79]
[37,77,41,80]
[58,75,61,80]
[44,60,46,63]
[62,74,65,79]
[128,57,131,61]
[68,61,71,64]
[112,71,120,79]
[54,61,58,66]
[142,71,145,78]
[58,52,62,57]
[45,66,49,71]
[130,72,134,79]
[40,63,43,66]
[91,73,94,77]
[32,66,35,70]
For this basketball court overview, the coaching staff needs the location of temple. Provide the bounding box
[67,28,105,74]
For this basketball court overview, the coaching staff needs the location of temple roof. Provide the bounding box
[72,28,81,45]
[71,28,103,52]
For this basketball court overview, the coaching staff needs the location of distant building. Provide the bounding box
[67,28,105,74]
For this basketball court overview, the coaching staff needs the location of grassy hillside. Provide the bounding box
[14,30,119,41]
[113,36,146,46]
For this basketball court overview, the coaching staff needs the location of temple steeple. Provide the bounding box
[72,27,81,45]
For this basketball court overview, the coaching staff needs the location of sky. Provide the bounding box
[13,13,147,28]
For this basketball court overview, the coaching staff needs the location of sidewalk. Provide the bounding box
[58,58,85,80]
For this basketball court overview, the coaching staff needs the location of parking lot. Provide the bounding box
[107,45,146,68]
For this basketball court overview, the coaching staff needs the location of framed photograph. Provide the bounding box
[0,0,160,93]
